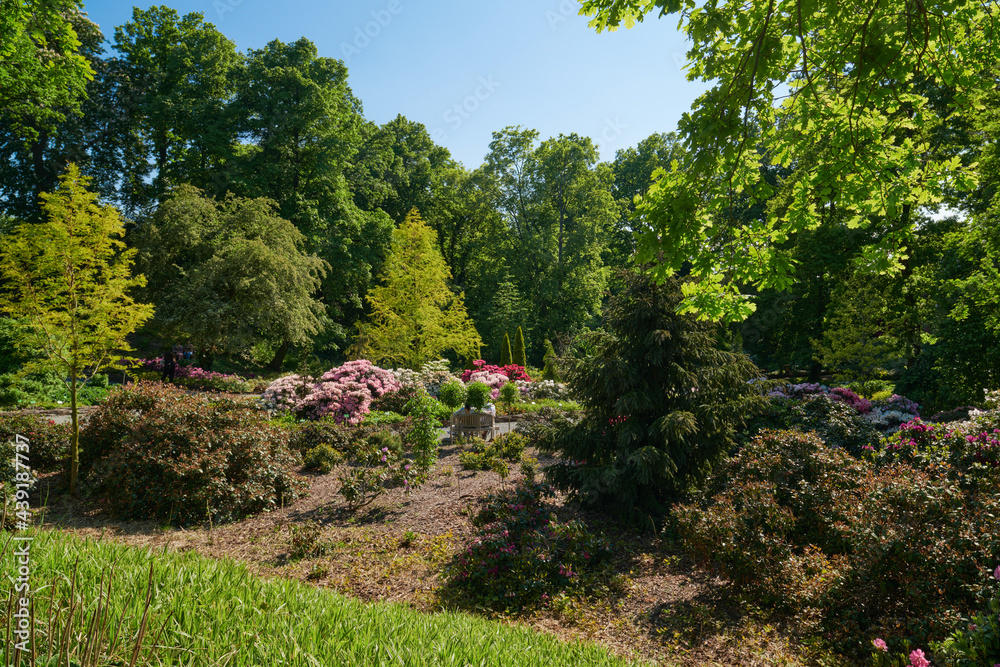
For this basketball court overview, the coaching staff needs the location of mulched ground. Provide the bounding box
[28,406,812,667]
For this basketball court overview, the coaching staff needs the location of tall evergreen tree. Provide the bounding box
[513,326,527,368]
[500,333,513,366]
[543,270,767,522]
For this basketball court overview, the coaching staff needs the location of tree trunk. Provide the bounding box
[267,339,290,373]
[70,372,79,499]
[199,348,214,371]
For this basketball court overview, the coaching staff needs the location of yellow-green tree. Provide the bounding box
[352,209,481,369]
[0,164,153,497]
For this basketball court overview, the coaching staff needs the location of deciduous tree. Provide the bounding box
[0,165,153,496]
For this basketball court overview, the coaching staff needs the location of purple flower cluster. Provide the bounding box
[261,361,401,424]
[466,370,508,400]
[137,358,245,382]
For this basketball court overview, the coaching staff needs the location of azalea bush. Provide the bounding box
[765,382,920,437]
[389,359,460,398]
[674,429,1000,661]
[442,479,615,613]
[460,360,531,383]
[260,361,401,424]
[465,370,507,399]
[0,413,70,471]
[135,358,251,393]
[517,379,570,400]
[82,381,306,525]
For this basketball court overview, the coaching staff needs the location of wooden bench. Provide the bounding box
[450,412,496,441]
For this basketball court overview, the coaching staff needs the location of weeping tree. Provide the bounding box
[542,270,768,523]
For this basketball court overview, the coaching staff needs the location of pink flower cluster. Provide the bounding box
[460,360,531,383]
[769,382,892,416]
[260,361,400,424]
[466,370,508,399]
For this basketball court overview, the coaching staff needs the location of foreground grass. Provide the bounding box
[2,529,648,666]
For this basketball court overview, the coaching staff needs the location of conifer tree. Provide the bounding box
[542,270,767,522]
[500,333,513,366]
[512,326,527,368]
[352,209,481,369]
[542,339,559,381]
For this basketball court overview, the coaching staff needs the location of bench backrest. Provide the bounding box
[453,412,493,428]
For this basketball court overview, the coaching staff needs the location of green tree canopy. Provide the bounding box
[133,185,328,367]
[352,209,482,369]
[0,164,153,495]
[0,0,94,141]
[581,0,997,322]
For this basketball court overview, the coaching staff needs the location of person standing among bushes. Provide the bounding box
[161,347,177,383]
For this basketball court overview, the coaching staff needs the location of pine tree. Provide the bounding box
[500,333,513,366]
[512,326,527,368]
[352,209,481,369]
[542,270,768,523]
[542,339,559,380]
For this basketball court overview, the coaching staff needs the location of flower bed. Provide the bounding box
[261,361,400,425]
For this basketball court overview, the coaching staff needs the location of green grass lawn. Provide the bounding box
[2,529,647,666]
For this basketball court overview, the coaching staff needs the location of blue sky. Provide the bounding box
[81,0,710,168]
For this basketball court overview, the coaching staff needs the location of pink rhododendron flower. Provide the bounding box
[872,638,887,651]
[994,564,1000,580]
[909,649,930,667]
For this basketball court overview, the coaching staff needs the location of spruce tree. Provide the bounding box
[542,270,768,522]
[500,333,513,366]
[512,326,527,368]
[542,339,559,380]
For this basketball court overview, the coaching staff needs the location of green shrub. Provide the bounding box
[0,413,70,471]
[500,333,512,366]
[372,385,421,414]
[303,444,344,473]
[81,381,177,469]
[499,382,519,411]
[361,410,407,427]
[459,432,528,472]
[289,521,329,559]
[438,380,467,410]
[465,382,491,410]
[367,430,403,457]
[542,339,559,381]
[83,382,306,525]
[513,326,527,369]
[674,429,1000,659]
[442,479,616,613]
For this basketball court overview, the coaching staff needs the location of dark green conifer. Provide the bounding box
[512,326,527,368]
[542,270,768,523]
[500,333,512,366]
[542,339,559,380]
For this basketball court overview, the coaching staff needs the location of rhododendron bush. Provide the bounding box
[261,361,400,424]
[768,382,921,435]
[460,360,531,383]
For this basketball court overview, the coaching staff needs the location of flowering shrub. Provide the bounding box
[388,359,460,398]
[466,370,507,399]
[83,381,306,525]
[675,429,1000,660]
[458,432,528,473]
[460,360,531,383]
[870,418,1000,491]
[260,361,400,424]
[337,392,439,510]
[260,374,315,412]
[0,413,70,471]
[135,358,251,393]
[765,383,920,437]
[519,379,570,400]
[442,479,615,612]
